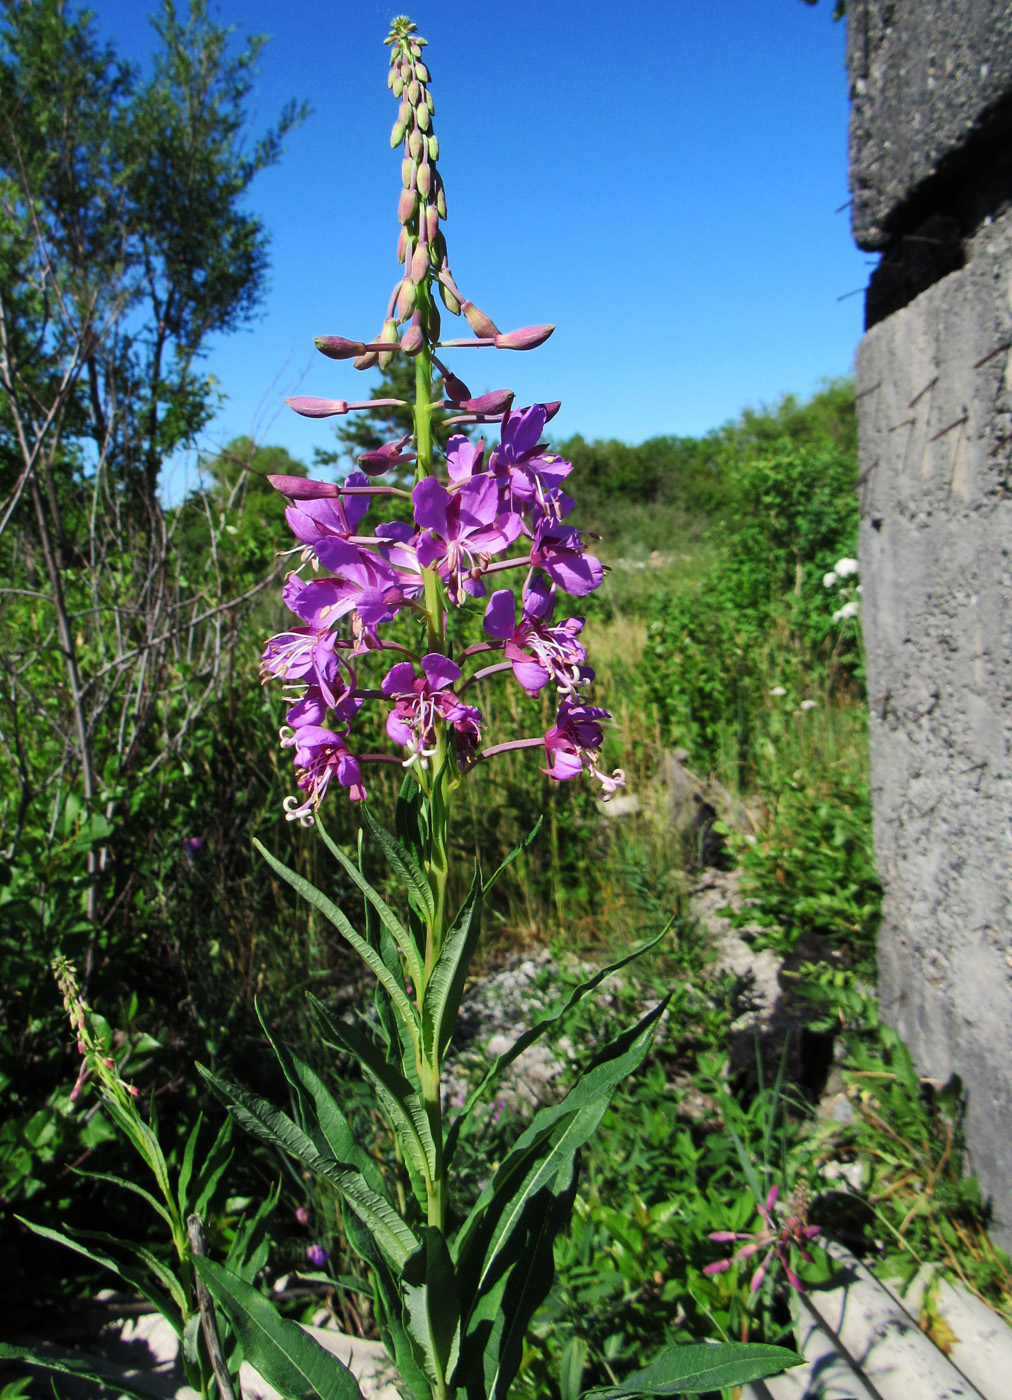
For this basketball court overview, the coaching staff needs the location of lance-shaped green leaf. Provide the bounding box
[310,998,437,1186]
[395,779,430,890]
[402,1227,461,1389]
[422,871,481,1065]
[225,1179,280,1283]
[15,1219,180,1332]
[199,1067,418,1269]
[483,816,543,891]
[188,1116,234,1219]
[316,816,424,988]
[72,1168,174,1232]
[363,801,434,922]
[456,1000,669,1294]
[253,838,420,1047]
[457,1161,578,1400]
[0,1344,169,1400]
[585,1341,802,1396]
[193,1256,366,1400]
[446,926,670,1164]
[342,1212,433,1400]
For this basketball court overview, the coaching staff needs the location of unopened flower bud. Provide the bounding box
[440,370,470,404]
[410,41,422,57]
[462,389,515,414]
[398,187,417,225]
[397,278,417,320]
[426,205,440,242]
[402,156,414,187]
[353,349,380,370]
[400,61,411,80]
[286,397,350,418]
[416,61,429,81]
[401,323,424,356]
[378,318,400,369]
[315,336,366,360]
[387,68,396,90]
[407,79,420,105]
[435,183,447,219]
[423,299,440,342]
[410,241,429,285]
[408,128,423,159]
[428,134,439,160]
[397,227,409,263]
[439,280,461,315]
[398,98,411,126]
[425,90,434,114]
[543,401,562,421]
[390,119,405,148]
[392,76,403,98]
[417,162,432,197]
[494,323,555,350]
[267,474,340,499]
[416,103,430,132]
[462,301,500,338]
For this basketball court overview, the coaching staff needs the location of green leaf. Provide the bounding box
[14,1218,180,1333]
[402,1227,460,1389]
[176,1113,204,1218]
[586,1341,802,1396]
[558,1336,588,1400]
[309,998,437,1188]
[225,1179,280,1284]
[199,1067,418,1269]
[72,1168,174,1231]
[253,839,420,1047]
[422,871,481,1065]
[484,816,543,891]
[446,927,670,1163]
[193,1256,365,1400]
[362,801,435,922]
[0,1344,169,1400]
[456,1000,670,1291]
[316,817,424,988]
[190,1115,234,1219]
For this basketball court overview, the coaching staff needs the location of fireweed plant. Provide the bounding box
[188,20,800,1400]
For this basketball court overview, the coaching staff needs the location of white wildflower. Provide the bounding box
[834,557,859,578]
[823,570,838,589]
[800,699,817,711]
[832,600,859,622]
[770,686,787,697]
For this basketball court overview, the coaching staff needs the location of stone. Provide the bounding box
[848,0,1012,251]
[855,205,1012,1249]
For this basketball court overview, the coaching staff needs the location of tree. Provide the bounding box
[0,0,307,937]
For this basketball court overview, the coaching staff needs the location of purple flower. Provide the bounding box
[294,539,408,634]
[483,581,591,696]
[703,1185,820,1295]
[295,1206,310,1226]
[282,725,366,824]
[305,1243,330,1268]
[445,434,486,483]
[283,472,371,549]
[261,622,356,713]
[413,473,522,603]
[530,518,603,597]
[382,654,483,765]
[543,698,625,798]
[488,405,573,514]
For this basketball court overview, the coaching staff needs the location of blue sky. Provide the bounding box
[86,1,869,487]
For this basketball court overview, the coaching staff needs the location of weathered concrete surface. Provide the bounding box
[848,0,1012,251]
[856,206,1012,1247]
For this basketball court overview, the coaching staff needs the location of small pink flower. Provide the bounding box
[703,1183,819,1295]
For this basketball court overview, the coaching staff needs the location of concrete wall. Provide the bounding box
[848,2,1012,1245]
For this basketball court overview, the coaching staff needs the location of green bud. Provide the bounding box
[416,104,430,133]
[430,228,446,264]
[436,182,447,218]
[400,61,411,79]
[397,227,409,263]
[439,279,461,316]
[378,317,399,369]
[402,156,414,187]
[424,299,441,343]
[425,91,434,114]
[428,135,439,161]
[398,187,417,224]
[391,120,405,148]
[425,205,440,242]
[392,76,404,98]
[399,98,411,126]
[410,42,422,56]
[408,129,423,159]
[417,162,432,196]
[387,69,396,90]
[416,62,430,82]
[407,79,420,106]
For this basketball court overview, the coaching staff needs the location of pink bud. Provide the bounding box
[494,324,555,351]
[397,227,409,264]
[462,300,499,338]
[267,474,341,500]
[286,397,350,418]
[461,390,514,415]
[398,187,417,225]
[543,401,562,421]
[353,350,380,370]
[425,205,440,242]
[295,1206,310,1226]
[401,324,424,356]
[440,370,470,404]
[410,241,429,286]
[417,162,431,197]
[315,337,366,360]
[397,278,417,320]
